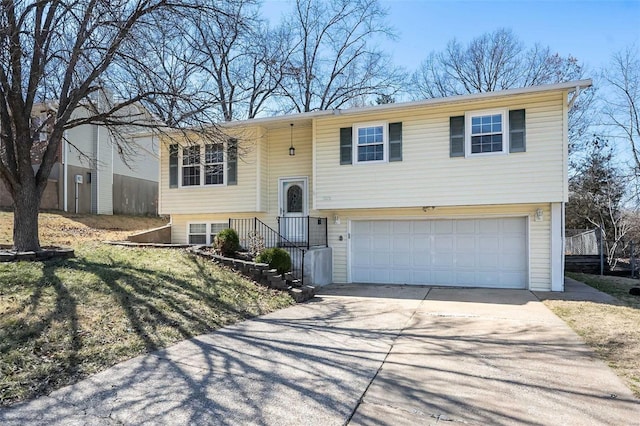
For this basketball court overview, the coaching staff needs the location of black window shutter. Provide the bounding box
[169,144,178,188]
[227,138,238,185]
[450,116,465,157]
[509,109,526,153]
[340,127,352,165]
[388,122,402,162]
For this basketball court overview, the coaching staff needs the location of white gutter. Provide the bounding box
[567,85,582,109]
[220,79,593,128]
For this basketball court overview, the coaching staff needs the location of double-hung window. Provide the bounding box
[354,123,386,163]
[182,146,201,186]
[188,223,207,244]
[188,222,229,245]
[178,143,229,187]
[465,110,507,155]
[205,144,224,185]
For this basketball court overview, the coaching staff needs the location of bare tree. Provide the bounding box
[279,0,405,112]
[601,46,640,179]
[0,0,224,251]
[186,0,289,121]
[412,28,584,97]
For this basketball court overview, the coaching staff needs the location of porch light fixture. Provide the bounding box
[289,123,295,156]
[535,208,543,222]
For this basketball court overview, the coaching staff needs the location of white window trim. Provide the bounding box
[353,122,388,164]
[465,108,509,157]
[187,222,208,245]
[179,143,228,188]
[187,222,229,245]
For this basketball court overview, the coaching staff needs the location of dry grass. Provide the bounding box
[0,209,169,247]
[0,211,294,406]
[545,273,640,397]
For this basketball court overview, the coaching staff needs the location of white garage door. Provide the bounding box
[350,218,527,288]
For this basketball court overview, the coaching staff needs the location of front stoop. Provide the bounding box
[188,246,316,303]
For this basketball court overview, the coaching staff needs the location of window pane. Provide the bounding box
[189,234,207,244]
[357,126,383,145]
[182,166,200,186]
[205,144,224,163]
[205,164,224,185]
[287,185,303,213]
[210,223,228,234]
[472,134,503,153]
[183,146,200,165]
[358,144,384,161]
[190,223,206,233]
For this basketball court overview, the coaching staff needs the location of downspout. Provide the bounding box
[63,131,68,212]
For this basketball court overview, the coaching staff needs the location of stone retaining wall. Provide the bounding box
[189,246,315,303]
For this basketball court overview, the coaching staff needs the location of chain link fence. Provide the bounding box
[565,229,600,255]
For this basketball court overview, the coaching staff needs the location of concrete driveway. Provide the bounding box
[1,284,638,425]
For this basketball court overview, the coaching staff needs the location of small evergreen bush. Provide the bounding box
[214,228,240,256]
[255,248,291,275]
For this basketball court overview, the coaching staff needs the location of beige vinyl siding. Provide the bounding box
[159,128,260,215]
[314,92,566,210]
[257,127,269,212]
[164,124,317,229]
[266,124,318,220]
[171,213,265,244]
[327,203,552,291]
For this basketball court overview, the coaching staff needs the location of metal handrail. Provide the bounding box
[230,217,306,284]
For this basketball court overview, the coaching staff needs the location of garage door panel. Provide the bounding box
[479,236,500,250]
[456,236,477,253]
[393,221,411,233]
[478,219,500,234]
[478,253,499,268]
[433,220,453,234]
[413,221,431,233]
[435,235,454,250]
[456,219,476,233]
[372,221,391,233]
[350,218,527,289]
[502,217,526,232]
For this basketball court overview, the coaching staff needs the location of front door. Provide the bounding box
[279,177,307,243]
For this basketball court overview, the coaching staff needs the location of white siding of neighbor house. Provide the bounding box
[313,91,567,210]
[325,203,552,291]
[94,124,113,214]
[159,127,260,215]
[112,134,159,182]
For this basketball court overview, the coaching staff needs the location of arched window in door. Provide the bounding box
[287,185,303,213]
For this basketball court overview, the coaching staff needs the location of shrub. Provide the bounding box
[214,228,240,256]
[255,248,291,275]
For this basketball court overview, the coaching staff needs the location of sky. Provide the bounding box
[264,0,640,78]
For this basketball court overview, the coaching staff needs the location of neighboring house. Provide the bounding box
[0,104,159,216]
[159,80,592,291]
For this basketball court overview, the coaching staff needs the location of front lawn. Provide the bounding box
[544,273,640,397]
[0,212,294,406]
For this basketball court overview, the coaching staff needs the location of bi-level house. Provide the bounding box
[159,80,592,291]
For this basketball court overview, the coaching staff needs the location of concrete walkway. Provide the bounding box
[1,283,638,425]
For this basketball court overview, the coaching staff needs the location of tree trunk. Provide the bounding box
[12,183,42,252]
